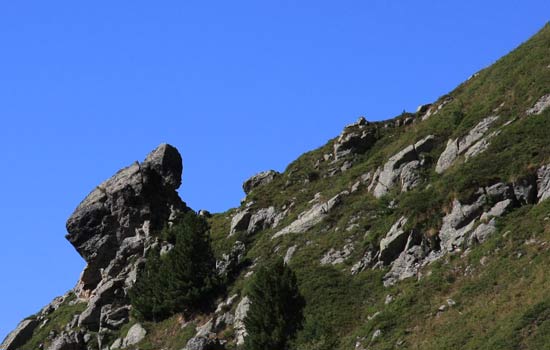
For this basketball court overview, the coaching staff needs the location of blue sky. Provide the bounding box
[1,0,549,342]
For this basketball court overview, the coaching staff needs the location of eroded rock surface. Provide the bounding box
[243,170,279,194]
[333,117,378,160]
[526,94,550,115]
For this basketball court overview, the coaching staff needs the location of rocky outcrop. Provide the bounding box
[284,245,298,264]
[351,250,375,275]
[243,170,279,194]
[0,318,39,350]
[216,241,246,276]
[439,196,486,252]
[371,135,435,198]
[436,116,499,173]
[66,143,187,295]
[234,297,251,346]
[333,117,378,159]
[537,164,550,202]
[121,323,146,348]
[272,192,347,239]
[229,210,252,236]
[47,331,85,350]
[379,217,409,264]
[526,94,550,115]
[320,243,354,265]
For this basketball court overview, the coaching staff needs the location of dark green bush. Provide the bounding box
[130,212,217,321]
[244,258,305,350]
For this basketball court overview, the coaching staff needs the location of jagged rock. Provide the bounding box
[484,199,513,219]
[47,331,85,350]
[485,182,515,202]
[537,164,550,202]
[469,219,497,245]
[122,323,146,348]
[439,196,486,252]
[66,144,187,295]
[526,94,550,115]
[234,297,251,346]
[216,241,246,276]
[214,312,235,331]
[333,117,377,159]
[351,250,375,275]
[99,304,130,330]
[196,319,214,338]
[379,217,409,264]
[464,131,500,160]
[247,207,277,235]
[436,116,499,173]
[416,104,432,114]
[513,174,538,205]
[320,243,354,265]
[78,278,125,330]
[198,209,212,217]
[284,245,298,264]
[0,318,39,350]
[110,338,122,349]
[183,336,223,350]
[351,172,371,193]
[229,210,252,236]
[372,135,434,198]
[272,192,347,239]
[383,233,424,287]
[215,294,238,314]
[243,170,279,194]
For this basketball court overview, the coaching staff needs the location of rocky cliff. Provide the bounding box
[3,23,550,350]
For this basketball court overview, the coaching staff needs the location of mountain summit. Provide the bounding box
[3,24,550,350]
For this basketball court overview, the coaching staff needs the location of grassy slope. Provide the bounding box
[206,23,550,350]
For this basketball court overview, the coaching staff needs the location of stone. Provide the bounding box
[320,243,354,265]
[122,323,146,348]
[216,241,246,276]
[372,135,434,198]
[66,144,187,295]
[284,245,298,264]
[110,338,122,349]
[351,250,375,275]
[78,279,125,330]
[333,117,377,159]
[379,217,409,264]
[99,304,130,330]
[195,319,214,338]
[464,131,500,160]
[383,230,425,287]
[372,329,382,340]
[234,297,251,346]
[229,210,252,236]
[214,312,235,331]
[47,331,85,350]
[526,94,550,115]
[183,336,223,350]
[439,196,485,252]
[247,207,278,235]
[416,104,432,114]
[513,174,538,205]
[272,192,347,239]
[0,318,39,350]
[242,170,279,194]
[469,219,497,245]
[436,116,499,173]
[537,164,550,203]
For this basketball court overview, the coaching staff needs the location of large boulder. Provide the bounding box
[0,318,39,350]
[439,196,486,252]
[234,297,251,346]
[379,217,409,264]
[436,116,499,173]
[242,170,279,194]
[121,323,147,348]
[66,144,187,294]
[333,117,378,159]
[371,135,434,198]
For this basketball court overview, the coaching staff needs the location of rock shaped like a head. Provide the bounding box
[66,143,187,292]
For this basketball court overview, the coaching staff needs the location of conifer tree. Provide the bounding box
[244,258,305,350]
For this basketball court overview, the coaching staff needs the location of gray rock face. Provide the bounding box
[513,174,538,205]
[247,206,278,235]
[216,241,246,276]
[0,318,39,350]
[284,245,298,264]
[351,250,375,275]
[242,170,279,194]
[229,210,252,236]
[379,217,409,264]
[439,197,485,252]
[272,191,348,239]
[66,144,187,294]
[469,219,497,245]
[537,164,550,202]
[320,243,354,265]
[47,331,85,350]
[122,323,146,348]
[371,135,435,198]
[183,336,223,350]
[234,296,251,346]
[78,278,125,330]
[333,117,378,159]
[436,116,499,173]
[526,94,550,115]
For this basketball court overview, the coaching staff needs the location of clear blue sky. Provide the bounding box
[1,0,548,341]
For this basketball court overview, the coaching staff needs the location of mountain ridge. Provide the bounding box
[3,22,550,350]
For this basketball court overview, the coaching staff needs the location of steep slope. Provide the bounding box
[3,23,550,350]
